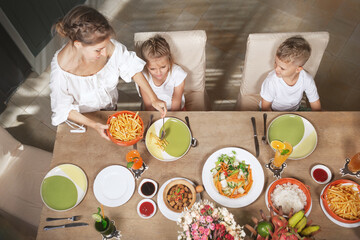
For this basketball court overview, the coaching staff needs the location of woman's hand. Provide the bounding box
[93,123,110,141]
[152,99,167,118]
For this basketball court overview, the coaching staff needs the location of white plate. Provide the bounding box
[137,199,157,219]
[93,165,135,207]
[319,183,360,228]
[157,177,200,221]
[145,117,192,161]
[40,164,87,212]
[267,114,317,160]
[264,180,312,217]
[202,147,264,208]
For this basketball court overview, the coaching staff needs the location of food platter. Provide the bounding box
[157,177,200,221]
[40,164,87,211]
[319,179,360,228]
[93,165,135,207]
[202,147,264,208]
[267,114,317,160]
[145,117,192,161]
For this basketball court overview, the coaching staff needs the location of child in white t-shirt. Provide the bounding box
[137,35,187,111]
[260,36,321,111]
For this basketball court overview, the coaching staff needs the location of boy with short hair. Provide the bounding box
[260,36,321,111]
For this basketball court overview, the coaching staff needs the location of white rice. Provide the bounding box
[271,182,307,214]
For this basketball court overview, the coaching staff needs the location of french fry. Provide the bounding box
[326,184,360,220]
[108,112,143,142]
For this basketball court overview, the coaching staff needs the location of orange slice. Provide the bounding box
[271,140,285,150]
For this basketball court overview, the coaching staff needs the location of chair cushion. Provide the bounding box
[185,90,210,111]
[0,128,51,228]
[235,32,329,111]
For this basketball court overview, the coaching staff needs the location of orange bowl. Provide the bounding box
[106,111,144,146]
[321,179,360,224]
[267,178,311,216]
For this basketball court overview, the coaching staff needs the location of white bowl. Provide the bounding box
[311,164,332,184]
[137,199,156,219]
[138,178,158,198]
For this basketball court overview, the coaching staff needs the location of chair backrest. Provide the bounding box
[134,30,207,93]
[236,32,329,110]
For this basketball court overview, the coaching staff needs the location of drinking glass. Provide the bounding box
[94,217,116,237]
[348,152,360,173]
[272,142,292,168]
[126,150,143,170]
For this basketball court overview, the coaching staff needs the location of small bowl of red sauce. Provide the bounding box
[137,199,156,219]
[311,164,332,184]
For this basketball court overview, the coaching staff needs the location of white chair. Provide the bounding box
[234,32,330,111]
[134,30,210,111]
[0,126,51,239]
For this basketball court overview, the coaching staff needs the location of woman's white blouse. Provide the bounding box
[50,39,145,126]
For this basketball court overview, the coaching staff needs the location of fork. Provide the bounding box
[262,113,267,144]
[160,117,166,140]
[46,216,80,222]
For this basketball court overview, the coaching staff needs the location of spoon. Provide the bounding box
[185,116,198,147]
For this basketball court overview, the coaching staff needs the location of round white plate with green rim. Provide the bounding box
[145,117,191,161]
[40,164,88,211]
[267,114,317,160]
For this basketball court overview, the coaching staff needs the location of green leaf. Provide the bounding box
[281,149,290,155]
[127,162,134,168]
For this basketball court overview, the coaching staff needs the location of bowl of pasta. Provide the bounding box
[106,111,144,146]
[321,179,360,224]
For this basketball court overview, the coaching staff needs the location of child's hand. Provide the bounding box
[152,100,167,118]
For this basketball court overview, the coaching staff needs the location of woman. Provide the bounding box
[50,5,166,140]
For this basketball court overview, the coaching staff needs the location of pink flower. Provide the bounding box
[186,231,190,237]
[206,216,213,223]
[209,223,215,231]
[201,208,206,215]
[200,216,206,223]
[201,235,208,240]
[198,226,205,234]
[192,223,199,230]
[194,236,200,240]
[204,228,210,236]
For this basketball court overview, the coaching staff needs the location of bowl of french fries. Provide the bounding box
[106,111,144,146]
[321,179,360,223]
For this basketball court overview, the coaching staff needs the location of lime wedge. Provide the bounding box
[92,213,102,222]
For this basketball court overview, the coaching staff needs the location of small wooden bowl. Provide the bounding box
[163,179,196,213]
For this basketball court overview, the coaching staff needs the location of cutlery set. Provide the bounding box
[44,216,88,230]
[251,113,268,158]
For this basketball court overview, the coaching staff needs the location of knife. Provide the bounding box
[251,117,260,157]
[44,222,89,230]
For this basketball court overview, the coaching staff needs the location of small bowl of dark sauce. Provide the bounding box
[138,178,158,198]
[311,164,332,184]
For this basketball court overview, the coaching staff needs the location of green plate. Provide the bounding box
[145,117,191,161]
[40,164,88,211]
[267,114,317,160]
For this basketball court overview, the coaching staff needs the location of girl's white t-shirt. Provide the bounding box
[260,70,319,111]
[50,39,145,126]
[138,64,187,110]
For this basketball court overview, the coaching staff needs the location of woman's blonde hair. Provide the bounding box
[141,35,173,74]
[276,36,311,66]
[54,5,114,45]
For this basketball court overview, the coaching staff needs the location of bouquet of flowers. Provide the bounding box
[177,200,246,240]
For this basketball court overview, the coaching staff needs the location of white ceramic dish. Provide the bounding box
[311,164,332,184]
[202,147,264,208]
[157,177,200,221]
[264,180,312,217]
[137,199,157,219]
[319,184,360,228]
[40,164,87,212]
[138,178,158,198]
[93,165,135,207]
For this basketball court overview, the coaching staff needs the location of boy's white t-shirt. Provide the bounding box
[138,64,187,110]
[260,70,319,111]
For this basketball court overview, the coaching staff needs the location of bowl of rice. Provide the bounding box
[267,178,311,216]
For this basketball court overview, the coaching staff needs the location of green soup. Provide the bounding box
[268,115,305,147]
[41,176,77,210]
[159,119,191,157]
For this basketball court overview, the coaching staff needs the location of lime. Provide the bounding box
[92,213,102,222]
[256,221,273,237]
